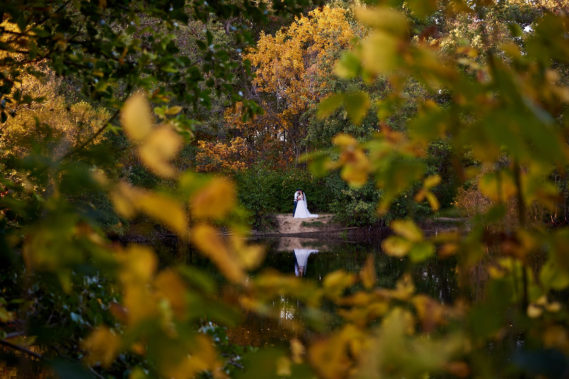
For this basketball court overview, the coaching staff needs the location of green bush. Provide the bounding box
[328,181,382,226]
[234,165,334,228]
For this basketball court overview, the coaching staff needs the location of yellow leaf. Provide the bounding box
[425,191,440,211]
[0,303,14,323]
[309,337,351,379]
[276,356,292,376]
[501,42,521,59]
[191,223,245,283]
[137,190,188,240]
[543,325,569,351]
[412,295,445,333]
[290,338,305,364]
[527,304,543,318]
[391,219,423,242]
[439,243,458,258]
[154,269,188,320]
[414,188,427,202]
[407,0,438,18]
[110,182,137,218]
[111,182,189,239]
[231,235,265,270]
[382,236,412,257]
[190,177,236,220]
[392,274,415,300]
[121,93,153,142]
[165,335,225,379]
[424,174,441,188]
[546,302,562,312]
[360,255,376,290]
[382,307,415,335]
[165,105,183,115]
[340,149,370,187]
[138,124,183,179]
[309,325,364,379]
[128,367,147,379]
[417,189,440,211]
[338,302,388,326]
[536,296,547,306]
[118,246,158,325]
[355,6,409,36]
[323,270,356,299]
[332,133,358,148]
[478,171,517,202]
[119,245,157,284]
[82,327,121,367]
[360,32,400,75]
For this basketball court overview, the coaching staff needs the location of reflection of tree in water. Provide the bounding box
[413,258,457,304]
[228,239,459,347]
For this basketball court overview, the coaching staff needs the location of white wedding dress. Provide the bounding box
[294,248,319,277]
[294,195,318,218]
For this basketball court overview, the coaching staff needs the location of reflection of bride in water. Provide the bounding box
[294,191,318,218]
[294,248,319,277]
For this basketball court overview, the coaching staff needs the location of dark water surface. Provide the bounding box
[211,235,458,347]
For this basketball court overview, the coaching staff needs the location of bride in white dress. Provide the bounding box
[294,248,319,277]
[293,191,318,218]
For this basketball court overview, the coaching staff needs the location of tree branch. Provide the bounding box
[0,338,42,360]
[58,91,131,162]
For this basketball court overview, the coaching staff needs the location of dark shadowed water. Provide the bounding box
[212,235,458,347]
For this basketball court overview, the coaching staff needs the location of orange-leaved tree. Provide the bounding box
[196,6,360,171]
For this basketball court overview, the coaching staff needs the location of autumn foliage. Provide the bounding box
[196,6,359,171]
[5,1,569,378]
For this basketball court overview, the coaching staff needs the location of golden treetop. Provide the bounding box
[245,6,358,111]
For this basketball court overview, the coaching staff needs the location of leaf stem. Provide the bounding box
[513,160,528,310]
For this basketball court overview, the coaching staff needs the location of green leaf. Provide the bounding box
[334,52,361,79]
[355,6,409,36]
[344,91,370,125]
[508,22,523,38]
[317,94,344,119]
[540,259,569,291]
[407,0,438,18]
[302,150,332,178]
[409,242,435,263]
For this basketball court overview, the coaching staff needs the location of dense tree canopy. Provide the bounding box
[3,0,569,378]
[197,5,360,170]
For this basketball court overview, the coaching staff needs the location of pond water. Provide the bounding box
[3,234,543,377]
[211,235,569,378]
[196,235,459,347]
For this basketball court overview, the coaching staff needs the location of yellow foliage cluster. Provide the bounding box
[0,21,28,61]
[80,91,470,378]
[14,2,569,377]
[0,71,110,158]
[246,6,356,114]
[83,245,227,378]
[71,93,271,377]
[507,0,569,12]
[197,6,359,169]
[195,137,251,172]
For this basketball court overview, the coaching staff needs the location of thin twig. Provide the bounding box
[58,92,130,162]
[4,331,25,339]
[88,366,105,379]
[32,0,74,30]
[513,160,528,311]
[0,338,42,360]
